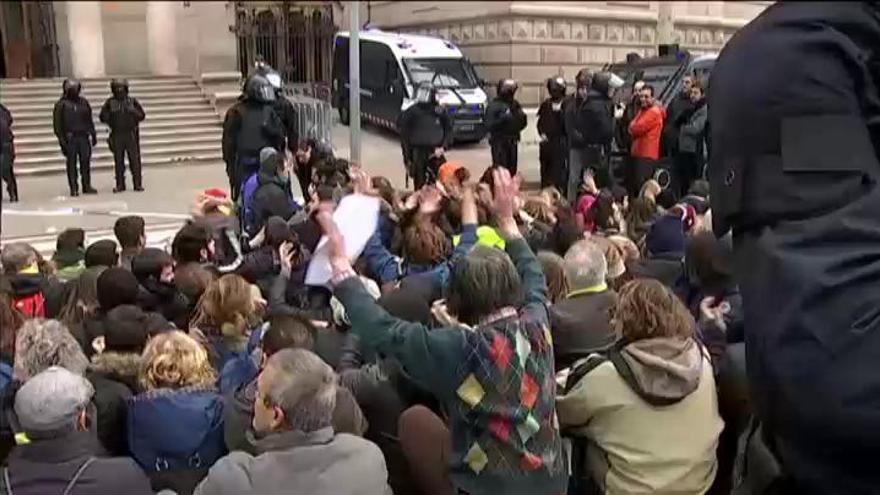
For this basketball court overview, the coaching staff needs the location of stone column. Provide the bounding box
[146,1,180,75]
[657,1,676,45]
[66,1,105,77]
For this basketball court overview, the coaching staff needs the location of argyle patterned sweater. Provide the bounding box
[335,237,567,495]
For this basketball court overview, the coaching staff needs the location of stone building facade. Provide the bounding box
[0,1,238,79]
[360,1,772,105]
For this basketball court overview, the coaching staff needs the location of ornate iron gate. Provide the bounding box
[233,2,336,98]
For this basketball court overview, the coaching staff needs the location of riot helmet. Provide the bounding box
[546,76,566,99]
[63,78,81,99]
[415,82,436,105]
[244,74,276,103]
[266,70,283,94]
[110,78,129,99]
[591,71,624,97]
[497,78,518,101]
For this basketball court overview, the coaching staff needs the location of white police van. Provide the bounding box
[332,29,488,142]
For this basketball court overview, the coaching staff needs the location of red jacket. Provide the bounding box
[628,104,665,160]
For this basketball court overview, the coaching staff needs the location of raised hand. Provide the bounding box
[491,167,519,235]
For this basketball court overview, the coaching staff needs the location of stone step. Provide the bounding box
[0,75,191,84]
[1,85,202,100]
[16,141,221,165]
[16,134,221,156]
[2,96,211,112]
[1,92,207,107]
[16,154,223,177]
[14,124,222,143]
[11,112,220,129]
[0,78,196,90]
[10,103,213,121]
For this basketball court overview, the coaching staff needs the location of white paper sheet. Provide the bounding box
[305,193,380,287]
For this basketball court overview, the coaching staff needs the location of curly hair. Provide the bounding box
[139,330,216,390]
[403,218,451,266]
[189,274,257,339]
[612,279,695,342]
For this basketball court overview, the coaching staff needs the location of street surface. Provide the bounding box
[1,115,542,249]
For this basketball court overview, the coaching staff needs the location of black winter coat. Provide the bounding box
[53,96,96,142]
[564,91,614,148]
[485,97,527,141]
[87,352,142,457]
[398,102,452,148]
[2,430,153,495]
[708,3,880,493]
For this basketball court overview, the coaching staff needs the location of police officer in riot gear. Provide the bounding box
[537,76,568,191]
[222,73,285,201]
[397,82,452,189]
[564,69,618,200]
[0,103,18,203]
[53,79,97,196]
[709,3,880,493]
[253,63,299,155]
[485,79,527,174]
[100,78,146,193]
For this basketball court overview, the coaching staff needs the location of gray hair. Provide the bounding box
[14,366,94,435]
[263,348,337,433]
[447,245,523,325]
[564,240,608,290]
[1,242,36,274]
[13,319,89,382]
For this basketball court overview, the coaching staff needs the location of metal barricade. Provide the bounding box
[282,85,335,148]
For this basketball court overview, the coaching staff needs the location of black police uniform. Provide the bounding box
[0,103,18,202]
[564,79,615,200]
[537,78,568,192]
[485,82,527,174]
[53,80,97,196]
[100,79,146,192]
[708,3,880,493]
[222,75,285,201]
[398,96,452,189]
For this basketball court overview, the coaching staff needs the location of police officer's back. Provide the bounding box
[709,2,880,493]
[222,74,285,200]
[100,79,146,192]
[53,79,97,196]
[564,70,617,197]
[260,67,299,154]
[485,79,527,173]
[398,83,452,188]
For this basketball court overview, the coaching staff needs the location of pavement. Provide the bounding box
[0,116,542,250]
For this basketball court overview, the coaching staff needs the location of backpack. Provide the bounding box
[12,292,45,319]
[240,172,261,235]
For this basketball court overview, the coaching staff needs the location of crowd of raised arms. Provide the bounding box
[0,129,742,495]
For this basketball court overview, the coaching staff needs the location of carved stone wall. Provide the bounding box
[369,1,770,105]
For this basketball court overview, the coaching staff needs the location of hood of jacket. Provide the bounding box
[90,352,142,390]
[128,386,225,461]
[618,337,704,404]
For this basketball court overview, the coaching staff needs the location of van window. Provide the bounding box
[361,40,394,90]
[333,37,349,82]
[404,58,477,88]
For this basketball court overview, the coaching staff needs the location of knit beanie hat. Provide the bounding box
[97,267,140,311]
[646,214,686,257]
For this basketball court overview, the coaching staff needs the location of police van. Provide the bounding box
[332,29,488,142]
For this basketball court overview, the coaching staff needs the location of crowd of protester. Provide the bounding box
[0,120,750,495]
